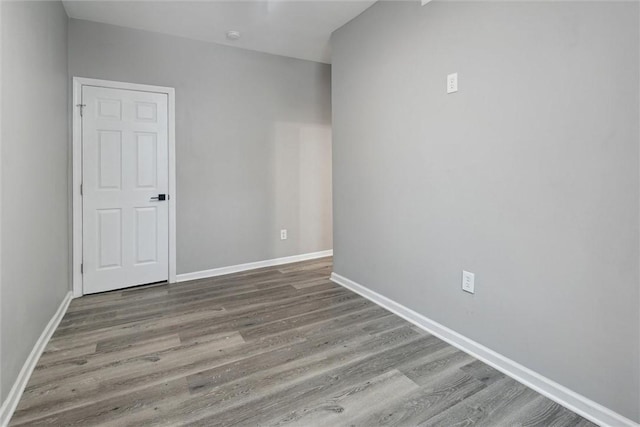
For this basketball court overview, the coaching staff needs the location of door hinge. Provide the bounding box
[76,103,86,117]
[81,263,84,274]
[80,183,83,196]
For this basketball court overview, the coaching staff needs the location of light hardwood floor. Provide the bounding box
[10,257,595,426]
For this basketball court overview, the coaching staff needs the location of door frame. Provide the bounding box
[72,77,177,297]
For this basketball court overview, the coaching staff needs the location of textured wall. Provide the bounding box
[1,0,70,400]
[332,1,639,421]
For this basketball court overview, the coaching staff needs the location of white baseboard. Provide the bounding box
[0,291,73,427]
[330,272,638,427]
[176,250,333,283]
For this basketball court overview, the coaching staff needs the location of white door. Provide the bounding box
[82,85,169,294]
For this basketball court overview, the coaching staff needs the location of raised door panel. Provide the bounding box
[135,102,158,123]
[97,98,122,120]
[97,130,122,190]
[134,207,158,265]
[135,132,158,189]
[97,209,122,269]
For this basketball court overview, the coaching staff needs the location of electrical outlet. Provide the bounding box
[447,73,458,94]
[462,270,475,294]
[280,229,287,240]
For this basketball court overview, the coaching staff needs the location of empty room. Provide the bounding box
[0,0,638,426]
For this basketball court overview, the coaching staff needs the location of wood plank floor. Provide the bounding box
[10,257,596,426]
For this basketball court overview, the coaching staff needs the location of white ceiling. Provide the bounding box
[62,1,378,63]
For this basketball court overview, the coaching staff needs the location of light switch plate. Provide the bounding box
[447,73,458,94]
[462,270,475,294]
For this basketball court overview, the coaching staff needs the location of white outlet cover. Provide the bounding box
[447,73,458,94]
[280,229,287,240]
[462,270,475,294]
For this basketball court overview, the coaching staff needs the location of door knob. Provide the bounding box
[150,194,166,201]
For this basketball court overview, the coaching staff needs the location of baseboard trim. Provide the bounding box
[0,291,73,427]
[176,250,333,282]
[330,272,638,427]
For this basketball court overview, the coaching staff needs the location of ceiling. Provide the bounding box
[62,0,378,64]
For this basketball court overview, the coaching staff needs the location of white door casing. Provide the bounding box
[73,78,176,296]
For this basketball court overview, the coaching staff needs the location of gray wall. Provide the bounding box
[68,19,333,275]
[1,1,70,401]
[332,1,639,421]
